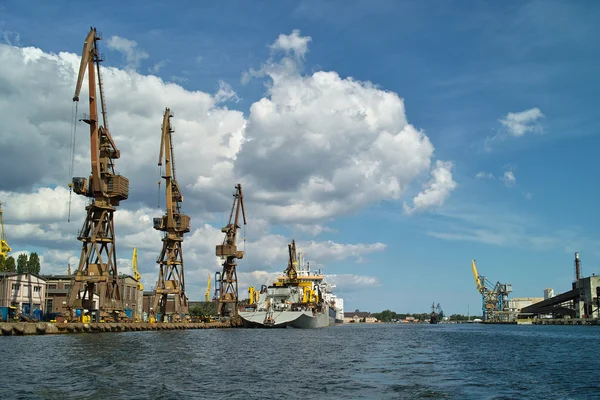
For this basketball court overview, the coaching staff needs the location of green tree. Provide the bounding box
[0,255,4,272]
[4,256,16,272]
[16,253,28,274]
[189,302,218,317]
[27,252,41,274]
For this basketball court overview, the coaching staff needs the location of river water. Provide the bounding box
[1,323,599,399]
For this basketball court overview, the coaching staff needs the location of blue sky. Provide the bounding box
[1,0,599,316]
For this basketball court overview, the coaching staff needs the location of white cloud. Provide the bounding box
[525,192,533,200]
[501,170,516,187]
[476,171,495,180]
[403,160,458,215]
[0,29,454,300]
[2,30,20,46]
[426,205,600,256]
[106,35,149,70]
[499,107,545,137]
[149,60,168,74]
[270,29,312,59]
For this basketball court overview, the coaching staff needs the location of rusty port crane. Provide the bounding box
[216,184,247,317]
[152,108,190,322]
[66,27,129,319]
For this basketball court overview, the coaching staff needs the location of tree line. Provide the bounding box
[0,252,41,274]
[372,309,482,322]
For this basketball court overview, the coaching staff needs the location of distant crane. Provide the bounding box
[132,248,143,291]
[248,286,257,305]
[471,260,512,322]
[216,184,247,317]
[0,201,11,259]
[213,271,222,302]
[66,27,129,318]
[153,108,190,322]
[205,274,211,302]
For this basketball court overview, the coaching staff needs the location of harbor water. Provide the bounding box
[2,323,599,399]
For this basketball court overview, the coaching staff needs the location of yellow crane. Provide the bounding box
[248,286,258,305]
[132,248,143,291]
[471,259,512,322]
[205,274,211,302]
[0,201,11,259]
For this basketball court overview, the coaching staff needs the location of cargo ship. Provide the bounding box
[239,240,343,328]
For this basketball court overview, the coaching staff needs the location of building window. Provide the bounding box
[34,286,41,293]
[48,284,57,290]
[64,284,71,290]
[11,284,18,292]
[47,299,53,312]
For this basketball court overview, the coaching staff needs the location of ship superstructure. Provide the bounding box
[239,240,343,328]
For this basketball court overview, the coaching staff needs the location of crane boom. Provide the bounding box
[132,248,143,290]
[471,259,483,293]
[205,274,211,302]
[285,240,298,281]
[71,27,126,201]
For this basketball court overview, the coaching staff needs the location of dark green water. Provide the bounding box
[1,323,599,399]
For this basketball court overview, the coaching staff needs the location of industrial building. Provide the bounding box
[520,253,600,320]
[0,273,47,315]
[506,297,544,314]
[44,274,142,319]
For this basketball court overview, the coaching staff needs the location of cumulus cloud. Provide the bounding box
[403,161,457,215]
[0,29,454,300]
[475,171,494,180]
[106,35,149,70]
[501,170,516,187]
[499,107,545,137]
[237,30,451,222]
[270,29,312,59]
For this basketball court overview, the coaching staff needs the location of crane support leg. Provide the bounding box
[67,204,122,315]
[217,258,239,317]
[152,238,187,321]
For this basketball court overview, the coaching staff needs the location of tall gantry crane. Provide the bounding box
[0,201,11,259]
[152,108,190,322]
[216,184,247,317]
[66,27,129,317]
[471,260,512,322]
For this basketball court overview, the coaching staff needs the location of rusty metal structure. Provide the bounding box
[66,27,129,317]
[152,108,189,321]
[216,184,247,317]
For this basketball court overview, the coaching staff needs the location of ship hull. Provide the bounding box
[240,309,331,329]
